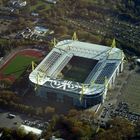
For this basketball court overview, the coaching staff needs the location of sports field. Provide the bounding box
[1,55,37,78]
[0,49,43,81]
[61,56,98,83]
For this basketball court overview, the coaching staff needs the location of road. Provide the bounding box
[0,110,23,128]
[96,62,131,123]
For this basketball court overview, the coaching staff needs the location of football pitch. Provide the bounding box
[61,56,98,83]
[1,55,37,79]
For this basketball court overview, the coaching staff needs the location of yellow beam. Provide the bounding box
[111,38,116,48]
[72,32,78,41]
[79,84,85,102]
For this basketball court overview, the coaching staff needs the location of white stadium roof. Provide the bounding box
[29,40,124,95]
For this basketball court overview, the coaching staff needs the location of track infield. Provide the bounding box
[1,55,37,78]
[0,49,43,82]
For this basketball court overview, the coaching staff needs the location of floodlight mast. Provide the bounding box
[31,61,41,91]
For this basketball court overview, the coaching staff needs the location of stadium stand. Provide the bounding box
[84,61,102,84]
[95,63,116,84]
[49,54,73,77]
[38,51,61,73]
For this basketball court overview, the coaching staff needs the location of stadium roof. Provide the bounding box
[56,40,123,60]
[29,40,124,96]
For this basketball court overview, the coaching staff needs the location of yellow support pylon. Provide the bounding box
[34,72,40,91]
[104,76,108,88]
[91,80,94,87]
[79,84,85,102]
[72,32,78,41]
[32,61,37,71]
[96,126,100,133]
[32,61,35,71]
[51,38,57,48]
[107,38,116,59]
[111,38,116,48]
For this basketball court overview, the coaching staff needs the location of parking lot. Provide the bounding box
[0,109,49,130]
[22,120,49,130]
[97,64,140,126]
[98,101,140,127]
[111,102,140,123]
[0,110,23,128]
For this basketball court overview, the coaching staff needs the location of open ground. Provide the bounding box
[120,66,140,114]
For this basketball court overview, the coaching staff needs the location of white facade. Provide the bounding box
[29,40,124,108]
[19,125,42,136]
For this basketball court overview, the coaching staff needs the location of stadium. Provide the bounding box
[29,39,124,108]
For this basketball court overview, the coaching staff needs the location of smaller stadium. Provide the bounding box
[0,49,43,82]
[29,40,124,108]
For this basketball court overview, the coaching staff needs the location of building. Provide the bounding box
[9,0,27,8]
[50,136,64,140]
[19,26,49,40]
[45,0,58,4]
[0,7,14,13]
[33,26,49,36]
[29,40,124,108]
[19,125,42,136]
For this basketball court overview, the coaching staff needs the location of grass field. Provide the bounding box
[1,55,37,79]
[121,70,140,114]
[61,56,98,83]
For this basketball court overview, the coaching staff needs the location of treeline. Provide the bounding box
[117,0,140,22]
[1,0,140,55]
[0,109,140,140]
[0,38,46,57]
[42,109,140,140]
[0,90,56,119]
[0,127,37,140]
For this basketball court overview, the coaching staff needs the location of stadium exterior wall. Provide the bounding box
[33,84,104,108]
[30,60,123,108]
[29,40,124,108]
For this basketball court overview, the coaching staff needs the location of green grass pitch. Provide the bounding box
[2,55,37,78]
[61,56,98,83]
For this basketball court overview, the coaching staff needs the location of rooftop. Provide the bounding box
[29,40,124,95]
[19,125,42,136]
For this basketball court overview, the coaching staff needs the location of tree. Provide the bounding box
[96,117,135,140]
[55,26,68,35]
[0,127,37,140]
[36,107,43,116]
[23,132,37,140]
[0,78,12,88]
[44,106,55,114]
[135,121,140,138]
[43,110,95,140]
